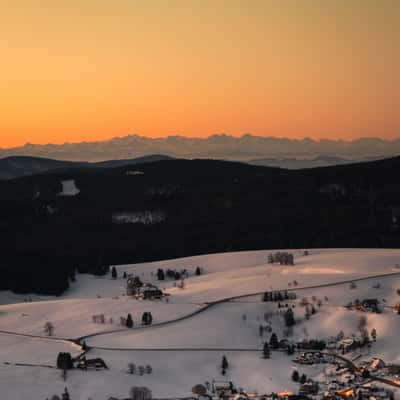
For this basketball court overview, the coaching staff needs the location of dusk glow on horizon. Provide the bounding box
[1,0,399,148]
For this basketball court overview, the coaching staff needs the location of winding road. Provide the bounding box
[2,269,400,390]
[78,270,400,348]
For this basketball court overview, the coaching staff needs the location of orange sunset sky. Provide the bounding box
[1,0,399,148]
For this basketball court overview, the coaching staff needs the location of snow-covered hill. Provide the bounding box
[1,249,400,399]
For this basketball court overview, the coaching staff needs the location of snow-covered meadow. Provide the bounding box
[1,249,400,399]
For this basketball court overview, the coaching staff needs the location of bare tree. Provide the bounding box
[44,321,54,336]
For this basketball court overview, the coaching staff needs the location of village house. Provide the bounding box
[293,351,329,365]
[212,380,236,397]
[299,381,319,396]
[361,299,381,313]
[126,276,165,300]
[142,285,164,300]
[76,357,108,370]
[369,358,386,371]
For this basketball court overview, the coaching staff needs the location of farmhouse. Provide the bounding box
[361,299,380,313]
[369,358,386,371]
[76,357,108,370]
[212,380,236,397]
[299,381,319,396]
[142,285,164,300]
[294,352,327,365]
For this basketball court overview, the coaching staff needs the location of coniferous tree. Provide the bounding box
[284,308,295,327]
[287,344,295,355]
[269,333,279,349]
[126,313,133,328]
[221,355,229,371]
[263,342,270,359]
[142,312,153,325]
[292,370,299,382]
[111,266,117,279]
[56,353,73,370]
[156,268,162,280]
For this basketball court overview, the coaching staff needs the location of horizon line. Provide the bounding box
[2,133,400,150]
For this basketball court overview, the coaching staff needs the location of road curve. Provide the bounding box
[81,270,400,348]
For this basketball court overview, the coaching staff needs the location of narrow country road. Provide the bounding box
[79,270,400,346]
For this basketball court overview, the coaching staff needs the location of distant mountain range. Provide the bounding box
[0,155,174,180]
[1,134,399,162]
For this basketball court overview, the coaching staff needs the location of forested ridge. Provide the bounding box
[1,157,400,295]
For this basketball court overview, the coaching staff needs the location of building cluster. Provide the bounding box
[126,275,166,300]
[345,299,381,314]
[108,386,152,400]
[268,252,295,265]
[293,352,333,365]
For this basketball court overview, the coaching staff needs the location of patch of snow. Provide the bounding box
[112,211,165,225]
[58,180,80,196]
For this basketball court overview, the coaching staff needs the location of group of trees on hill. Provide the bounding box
[156,267,197,281]
[263,291,297,302]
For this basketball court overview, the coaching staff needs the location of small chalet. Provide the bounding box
[361,299,380,313]
[76,357,109,370]
[299,382,319,396]
[142,285,164,300]
[369,358,386,370]
[212,380,236,397]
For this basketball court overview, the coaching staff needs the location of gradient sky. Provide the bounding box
[1,0,399,148]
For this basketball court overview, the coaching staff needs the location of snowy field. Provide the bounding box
[1,249,400,399]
